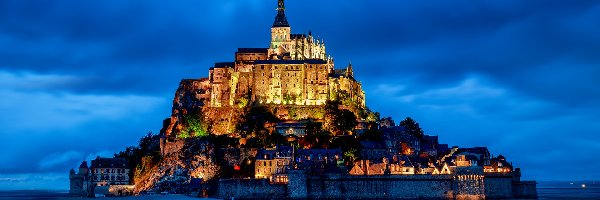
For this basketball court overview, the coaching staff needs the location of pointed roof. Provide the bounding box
[79,161,88,169]
[346,63,354,77]
[273,0,290,27]
[349,164,365,175]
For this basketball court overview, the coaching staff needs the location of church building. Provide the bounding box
[194,0,365,108]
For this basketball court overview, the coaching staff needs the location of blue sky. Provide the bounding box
[1,0,599,190]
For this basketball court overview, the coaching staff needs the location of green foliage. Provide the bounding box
[399,117,424,138]
[283,94,298,104]
[330,136,362,165]
[178,131,190,139]
[288,106,297,119]
[181,110,208,138]
[343,148,359,163]
[366,111,380,123]
[237,97,249,108]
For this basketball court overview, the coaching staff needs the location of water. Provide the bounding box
[0,190,71,199]
[538,181,600,199]
[1,182,599,199]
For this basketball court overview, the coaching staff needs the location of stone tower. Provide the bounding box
[69,161,91,197]
[270,0,291,57]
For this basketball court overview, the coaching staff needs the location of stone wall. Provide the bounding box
[453,167,485,200]
[316,174,455,199]
[218,171,535,199]
[513,181,537,199]
[217,179,287,199]
[484,174,513,199]
[221,174,459,199]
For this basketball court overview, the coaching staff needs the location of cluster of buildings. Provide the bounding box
[250,126,516,184]
[220,124,536,199]
[69,157,133,197]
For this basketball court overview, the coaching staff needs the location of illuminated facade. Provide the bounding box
[198,0,365,108]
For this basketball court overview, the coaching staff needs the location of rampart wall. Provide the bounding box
[217,169,536,199]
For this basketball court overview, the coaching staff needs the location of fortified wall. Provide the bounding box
[218,167,537,199]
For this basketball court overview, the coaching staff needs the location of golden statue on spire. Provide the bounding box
[278,0,285,11]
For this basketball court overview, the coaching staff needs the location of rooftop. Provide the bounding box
[90,157,129,169]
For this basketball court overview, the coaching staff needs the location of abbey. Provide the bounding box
[199,0,365,108]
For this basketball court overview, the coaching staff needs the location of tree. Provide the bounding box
[236,105,279,147]
[337,109,358,135]
[114,131,161,181]
[323,100,358,136]
[330,136,362,165]
[304,121,333,149]
[399,117,424,138]
[359,129,383,141]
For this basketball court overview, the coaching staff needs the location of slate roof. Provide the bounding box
[90,157,129,168]
[457,147,490,157]
[273,10,290,27]
[296,149,342,158]
[360,141,386,149]
[79,161,88,169]
[256,146,294,160]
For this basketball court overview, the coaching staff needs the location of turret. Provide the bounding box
[346,63,354,77]
[78,161,88,175]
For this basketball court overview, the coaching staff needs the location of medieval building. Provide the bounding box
[69,157,132,197]
[191,0,365,108]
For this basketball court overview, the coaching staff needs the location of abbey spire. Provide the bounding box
[273,0,290,27]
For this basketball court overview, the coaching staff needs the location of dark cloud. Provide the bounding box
[1,0,599,188]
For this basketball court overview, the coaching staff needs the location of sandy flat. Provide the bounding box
[54,194,219,200]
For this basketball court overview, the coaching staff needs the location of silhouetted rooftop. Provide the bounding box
[90,157,129,168]
[237,48,268,54]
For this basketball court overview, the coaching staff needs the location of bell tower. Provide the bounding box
[270,0,291,58]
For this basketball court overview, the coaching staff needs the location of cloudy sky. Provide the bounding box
[1,0,599,190]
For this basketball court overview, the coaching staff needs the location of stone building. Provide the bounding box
[69,161,91,196]
[484,155,513,173]
[189,0,365,109]
[69,157,132,197]
[89,157,131,186]
[254,147,293,183]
